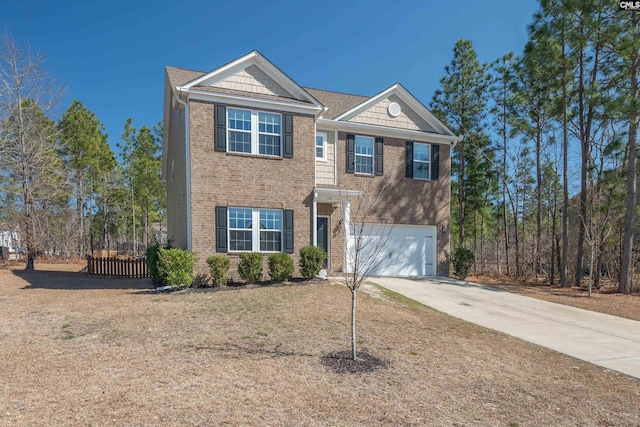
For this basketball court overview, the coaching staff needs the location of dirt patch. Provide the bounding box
[1,263,639,426]
[321,350,388,374]
[469,274,640,321]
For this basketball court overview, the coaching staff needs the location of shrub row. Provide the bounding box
[208,245,326,285]
[148,245,327,288]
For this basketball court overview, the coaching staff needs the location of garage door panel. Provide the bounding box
[347,224,436,276]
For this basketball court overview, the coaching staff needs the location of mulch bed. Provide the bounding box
[321,350,388,374]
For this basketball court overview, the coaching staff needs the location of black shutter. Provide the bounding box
[283,209,294,254]
[346,134,355,174]
[215,104,226,152]
[431,144,440,180]
[405,141,414,178]
[283,113,293,158]
[374,137,384,176]
[215,206,228,253]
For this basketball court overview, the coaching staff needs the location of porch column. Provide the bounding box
[343,198,351,273]
[312,190,318,246]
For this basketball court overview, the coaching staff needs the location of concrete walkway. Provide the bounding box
[372,276,640,380]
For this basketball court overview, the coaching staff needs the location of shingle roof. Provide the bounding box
[166,67,373,116]
[303,87,369,120]
[166,66,206,87]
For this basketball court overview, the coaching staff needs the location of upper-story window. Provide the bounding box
[355,136,374,174]
[413,142,431,180]
[316,132,327,161]
[227,107,282,156]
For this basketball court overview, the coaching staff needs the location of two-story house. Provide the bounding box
[162,51,460,278]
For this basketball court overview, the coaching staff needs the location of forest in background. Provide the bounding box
[430,1,639,294]
[1,1,638,295]
[0,34,165,268]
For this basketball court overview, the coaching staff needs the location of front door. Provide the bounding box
[317,217,329,268]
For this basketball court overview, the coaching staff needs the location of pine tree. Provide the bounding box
[431,39,491,248]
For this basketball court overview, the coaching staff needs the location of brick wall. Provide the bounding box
[332,131,451,276]
[188,99,316,278]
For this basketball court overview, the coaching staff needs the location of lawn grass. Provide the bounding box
[1,265,639,426]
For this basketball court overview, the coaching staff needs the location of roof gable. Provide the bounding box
[179,51,322,106]
[334,84,456,137]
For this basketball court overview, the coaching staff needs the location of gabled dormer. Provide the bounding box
[174,50,324,114]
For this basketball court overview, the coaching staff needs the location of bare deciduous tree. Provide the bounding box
[0,34,64,269]
[338,180,393,360]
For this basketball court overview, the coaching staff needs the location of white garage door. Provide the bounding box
[347,224,437,276]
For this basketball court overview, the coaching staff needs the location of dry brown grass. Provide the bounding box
[469,274,640,322]
[1,263,639,426]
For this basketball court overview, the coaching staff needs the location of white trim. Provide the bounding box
[412,142,431,181]
[185,90,323,115]
[227,207,283,253]
[312,192,318,246]
[334,130,339,186]
[315,132,327,162]
[179,51,324,109]
[354,135,374,175]
[333,83,457,138]
[314,187,361,204]
[317,118,461,144]
[227,107,282,156]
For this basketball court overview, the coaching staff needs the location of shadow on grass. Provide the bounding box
[189,342,317,360]
[13,269,152,291]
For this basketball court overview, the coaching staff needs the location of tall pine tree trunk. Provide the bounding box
[561,15,570,288]
[536,116,542,276]
[620,14,639,294]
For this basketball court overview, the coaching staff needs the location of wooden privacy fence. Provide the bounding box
[86,256,150,278]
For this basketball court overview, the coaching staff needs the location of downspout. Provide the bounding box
[173,90,191,250]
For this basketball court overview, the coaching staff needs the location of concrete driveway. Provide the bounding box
[372,276,640,380]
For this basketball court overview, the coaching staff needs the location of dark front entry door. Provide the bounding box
[317,217,329,268]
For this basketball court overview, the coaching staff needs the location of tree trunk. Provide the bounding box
[561,16,570,288]
[458,140,465,247]
[536,117,542,276]
[351,289,357,360]
[620,13,639,295]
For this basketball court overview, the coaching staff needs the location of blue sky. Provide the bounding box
[1,0,539,153]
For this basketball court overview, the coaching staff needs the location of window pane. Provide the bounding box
[355,155,373,174]
[258,112,281,134]
[355,136,373,155]
[413,161,429,179]
[260,231,281,252]
[259,210,282,251]
[316,147,324,158]
[229,208,252,229]
[229,131,251,153]
[230,230,252,251]
[316,136,324,147]
[259,134,281,156]
[259,210,282,230]
[414,143,430,162]
[228,108,251,131]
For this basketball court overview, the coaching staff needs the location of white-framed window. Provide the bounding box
[355,135,374,174]
[316,132,327,161]
[227,107,282,156]
[413,142,431,180]
[228,207,282,252]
